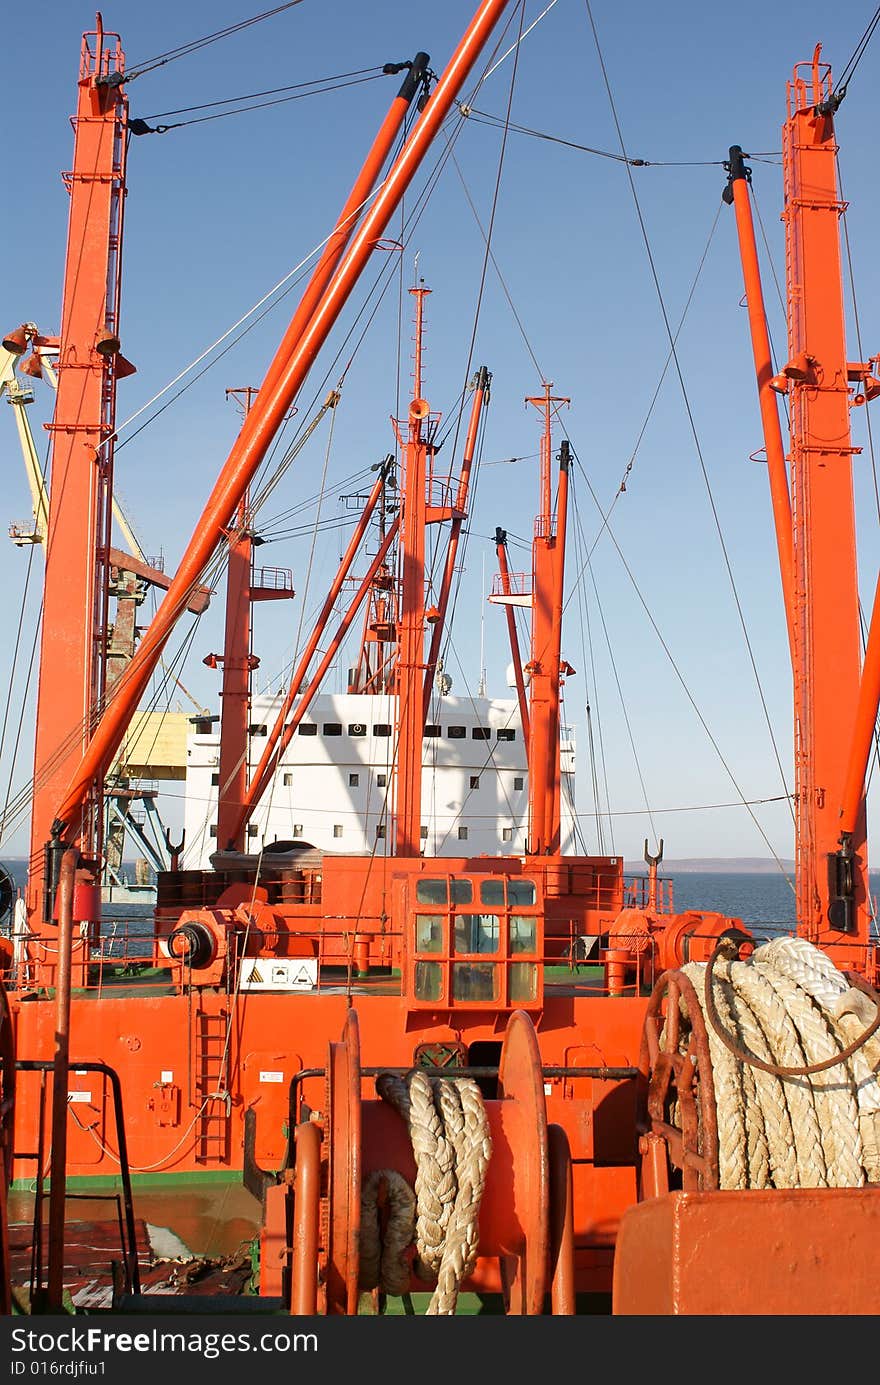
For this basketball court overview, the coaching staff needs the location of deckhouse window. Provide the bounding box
[410,875,540,1010]
[373,723,392,737]
[454,914,500,954]
[323,723,342,736]
[299,723,317,736]
[496,728,515,742]
[472,727,491,740]
[448,725,466,739]
[416,879,447,905]
[508,879,536,906]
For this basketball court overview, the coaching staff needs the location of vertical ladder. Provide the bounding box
[194,1008,230,1165]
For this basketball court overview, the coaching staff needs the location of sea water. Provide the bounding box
[5,865,880,940]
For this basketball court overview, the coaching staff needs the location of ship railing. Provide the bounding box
[621,872,675,913]
[14,1058,141,1301]
[534,515,557,540]
[5,914,166,996]
[489,570,531,600]
[252,565,294,593]
[425,474,462,510]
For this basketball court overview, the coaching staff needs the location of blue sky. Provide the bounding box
[4,0,880,870]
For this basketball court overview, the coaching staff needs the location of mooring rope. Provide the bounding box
[673,937,880,1189]
[359,1069,492,1314]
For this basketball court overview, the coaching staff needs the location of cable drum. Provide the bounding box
[668,938,880,1190]
[360,1069,492,1314]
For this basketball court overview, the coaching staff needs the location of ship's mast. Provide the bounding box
[783,52,869,947]
[525,385,569,856]
[394,285,432,856]
[26,17,129,924]
[726,51,877,961]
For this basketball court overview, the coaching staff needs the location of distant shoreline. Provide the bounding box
[4,855,878,878]
[624,858,880,874]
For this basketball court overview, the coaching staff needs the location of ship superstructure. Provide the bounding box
[183,690,576,866]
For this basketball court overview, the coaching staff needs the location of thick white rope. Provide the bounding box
[679,939,880,1189]
[367,1070,492,1314]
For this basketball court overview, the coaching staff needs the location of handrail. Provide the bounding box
[16,1058,141,1296]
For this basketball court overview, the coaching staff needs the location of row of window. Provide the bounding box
[414,877,537,906]
[211,772,526,791]
[294,722,516,741]
[208,822,517,843]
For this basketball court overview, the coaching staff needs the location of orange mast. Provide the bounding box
[212,389,259,854]
[26,17,128,927]
[525,385,569,855]
[724,146,797,662]
[781,52,868,949]
[395,285,432,856]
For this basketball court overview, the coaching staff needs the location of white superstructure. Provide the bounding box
[182,690,575,868]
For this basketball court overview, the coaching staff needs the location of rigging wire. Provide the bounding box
[0,551,42,846]
[609,201,721,519]
[429,1,529,696]
[819,4,880,110]
[450,152,544,382]
[572,485,662,854]
[837,157,880,529]
[568,479,611,853]
[457,104,780,167]
[482,0,560,80]
[131,72,387,134]
[569,441,795,888]
[583,0,796,837]
[108,211,380,455]
[126,1,305,81]
[138,66,385,119]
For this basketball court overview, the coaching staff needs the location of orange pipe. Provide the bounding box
[548,449,569,853]
[547,1123,575,1315]
[727,154,796,659]
[839,566,880,837]
[53,0,513,839]
[396,289,431,857]
[216,494,252,854]
[291,1121,321,1315]
[47,847,79,1310]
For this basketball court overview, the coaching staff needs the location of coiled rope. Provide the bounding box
[359,1070,492,1314]
[673,937,880,1189]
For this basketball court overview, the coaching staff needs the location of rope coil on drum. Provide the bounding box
[359,1069,492,1314]
[666,936,880,1189]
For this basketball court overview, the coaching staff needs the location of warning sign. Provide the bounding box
[239,956,318,991]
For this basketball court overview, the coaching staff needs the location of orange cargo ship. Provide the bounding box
[3,1,880,1317]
